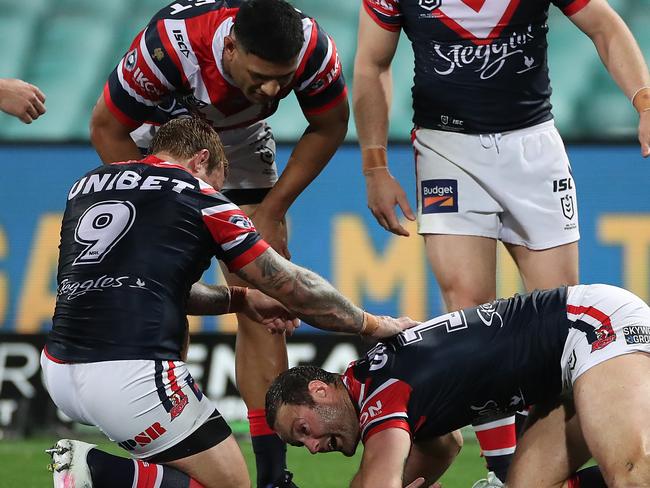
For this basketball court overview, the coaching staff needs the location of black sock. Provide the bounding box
[515,410,529,437]
[251,434,287,487]
[485,453,512,484]
[87,448,200,488]
[568,466,606,488]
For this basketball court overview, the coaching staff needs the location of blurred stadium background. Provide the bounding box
[0,0,649,140]
[0,0,648,486]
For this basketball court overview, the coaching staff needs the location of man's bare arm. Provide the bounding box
[89,95,143,164]
[350,429,412,488]
[236,248,417,337]
[251,100,348,258]
[353,8,415,236]
[569,0,650,157]
[186,282,232,315]
[237,248,363,332]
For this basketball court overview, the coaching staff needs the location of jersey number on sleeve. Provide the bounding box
[73,200,136,265]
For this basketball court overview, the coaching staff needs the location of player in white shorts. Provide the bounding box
[413,121,579,249]
[43,118,416,488]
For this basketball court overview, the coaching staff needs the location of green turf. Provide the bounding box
[0,434,485,487]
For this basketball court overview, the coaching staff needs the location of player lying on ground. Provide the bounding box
[267,284,650,488]
[42,118,418,488]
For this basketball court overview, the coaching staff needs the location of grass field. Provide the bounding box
[0,432,486,487]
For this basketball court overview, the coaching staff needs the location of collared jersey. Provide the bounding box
[343,287,570,443]
[46,156,268,363]
[105,0,346,132]
[363,0,590,133]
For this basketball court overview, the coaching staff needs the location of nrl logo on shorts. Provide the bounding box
[419,0,441,11]
[561,195,575,220]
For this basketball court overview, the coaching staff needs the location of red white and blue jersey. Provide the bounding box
[364,0,590,133]
[46,155,268,363]
[104,0,346,132]
[342,287,570,443]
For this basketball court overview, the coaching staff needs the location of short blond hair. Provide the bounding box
[150,117,227,174]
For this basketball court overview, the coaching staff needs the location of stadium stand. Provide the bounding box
[0,0,647,141]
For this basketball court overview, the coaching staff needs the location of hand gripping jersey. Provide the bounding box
[364,0,590,133]
[104,0,346,132]
[342,287,570,443]
[46,156,268,363]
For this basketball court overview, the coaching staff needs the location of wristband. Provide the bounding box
[632,86,650,113]
[361,145,388,175]
[359,311,381,336]
[227,286,248,313]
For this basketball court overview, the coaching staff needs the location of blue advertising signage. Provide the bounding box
[0,144,648,333]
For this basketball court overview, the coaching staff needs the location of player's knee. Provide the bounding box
[601,450,650,488]
[434,430,463,465]
[203,470,251,488]
[438,281,494,311]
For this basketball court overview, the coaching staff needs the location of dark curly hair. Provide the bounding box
[233,0,304,63]
[265,366,340,429]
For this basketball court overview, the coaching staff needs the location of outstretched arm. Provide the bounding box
[0,78,46,124]
[235,248,417,337]
[187,282,299,334]
[569,0,650,157]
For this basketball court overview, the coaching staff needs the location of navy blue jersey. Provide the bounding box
[104,0,346,132]
[343,287,570,443]
[46,156,268,363]
[364,0,590,133]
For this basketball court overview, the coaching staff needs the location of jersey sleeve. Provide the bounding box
[200,201,270,272]
[358,378,413,443]
[104,20,187,128]
[362,0,403,32]
[293,19,347,116]
[551,0,590,16]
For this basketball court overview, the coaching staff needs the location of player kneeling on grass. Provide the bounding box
[41,117,420,488]
[267,284,650,488]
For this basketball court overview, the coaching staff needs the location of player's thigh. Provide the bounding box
[574,352,650,486]
[507,400,590,488]
[166,434,250,488]
[424,234,497,310]
[505,241,579,291]
[404,431,463,484]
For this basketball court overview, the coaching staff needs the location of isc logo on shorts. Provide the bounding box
[421,179,458,214]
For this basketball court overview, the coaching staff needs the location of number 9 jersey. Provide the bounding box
[46,156,269,363]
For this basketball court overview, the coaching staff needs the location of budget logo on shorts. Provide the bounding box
[421,179,458,214]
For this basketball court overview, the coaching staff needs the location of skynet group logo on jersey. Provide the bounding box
[421,179,458,214]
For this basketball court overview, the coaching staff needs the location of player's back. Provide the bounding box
[346,287,572,441]
[47,158,222,363]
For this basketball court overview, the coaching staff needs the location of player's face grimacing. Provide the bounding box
[273,385,360,457]
[223,36,298,104]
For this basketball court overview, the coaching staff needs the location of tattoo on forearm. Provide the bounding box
[241,249,364,333]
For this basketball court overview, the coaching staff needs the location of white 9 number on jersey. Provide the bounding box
[73,200,136,265]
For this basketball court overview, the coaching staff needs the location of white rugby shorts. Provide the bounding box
[561,284,650,388]
[413,120,580,250]
[131,120,278,190]
[41,355,220,459]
